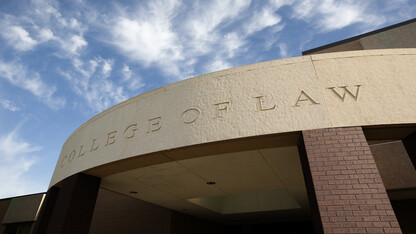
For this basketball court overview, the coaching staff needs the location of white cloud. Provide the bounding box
[30,0,85,32]
[113,17,181,64]
[381,0,416,22]
[269,0,295,8]
[205,57,232,73]
[0,99,19,112]
[1,0,89,56]
[106,0,254,78]
[37,28,55,43]
[0,126,41,160]
[60,34,88,55]
[102,59,113,78]
[0,125,43,198]
[0,1,88,55]
[292,0,314,19]
[103,0,312,79]
[0,61,65,109]
[100,0,413,81]
[244,7,282,35]
[110,0,183,77]
[263,23,286,51]
[122,65,145,91]
[223,33,245,58]
[292,0,385,31]
[278,43,288,58]
[180,0,251,60]
[184,0,250,40]
[3,0,410,89]
[61,57,128,112]
[1,25,38,51]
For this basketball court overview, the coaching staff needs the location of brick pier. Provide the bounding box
[299,127,401,234]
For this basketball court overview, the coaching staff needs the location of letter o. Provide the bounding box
[181,108,201,124]
[61,156,68,168]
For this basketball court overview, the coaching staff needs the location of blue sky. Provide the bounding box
[0,0,414,199]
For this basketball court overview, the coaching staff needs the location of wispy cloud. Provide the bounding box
[0,61,65,109]
[105,0,288,77]
[121,65,145,91]
[37,28,55,43]
[0,124,43,198]
[205,56,232,73]
[0,0,88,56]
[0,99,19,112]
[103,0,404,77]
[0,0,93,111]
[291,0,385,31]
[378,0,416,23]
[0,0,414,113]
[60,34,88,55]
[244,7,282,35]
[183,0,250,41]
[109,0,183,76]
[60,57,128,112]
[0,23,38,51]
[222,32,245,58]
[278,43,289,58]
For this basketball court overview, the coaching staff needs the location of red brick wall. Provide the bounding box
[33,187,60,234]
[45,174,100,234]
[89,188,172,234]
[89,189,224,234]
[301,127,401,234]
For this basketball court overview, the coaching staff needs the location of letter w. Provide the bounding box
[327,85,361,101]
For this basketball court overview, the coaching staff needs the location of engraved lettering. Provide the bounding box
[61,155,67,168]
[213,101,230,118]
[57,83,364,168]
[253,95,276,111]
[181,108,201,124]
[105,130,117,146]
[327,85,361,101]
[148,117,162,133]
[90,139,99,152]
[293,91,320,107]
[68,150,76,162]
[124,123,138,139]
[78,145,85,157]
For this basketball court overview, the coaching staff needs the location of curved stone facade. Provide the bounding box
[51,49,416,187]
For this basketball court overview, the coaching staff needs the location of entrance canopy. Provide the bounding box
[48,49,416,223]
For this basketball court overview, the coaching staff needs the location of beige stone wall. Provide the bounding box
[50,49,416,187]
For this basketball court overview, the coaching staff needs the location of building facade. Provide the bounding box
[2,18,416,234]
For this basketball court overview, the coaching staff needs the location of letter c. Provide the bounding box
[61,155,68,168]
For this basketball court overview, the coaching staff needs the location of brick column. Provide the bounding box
[32,186,60,234]
[299,127,401,234]
[46,173,101,234]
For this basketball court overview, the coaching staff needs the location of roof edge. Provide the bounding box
[302,18,416,55]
